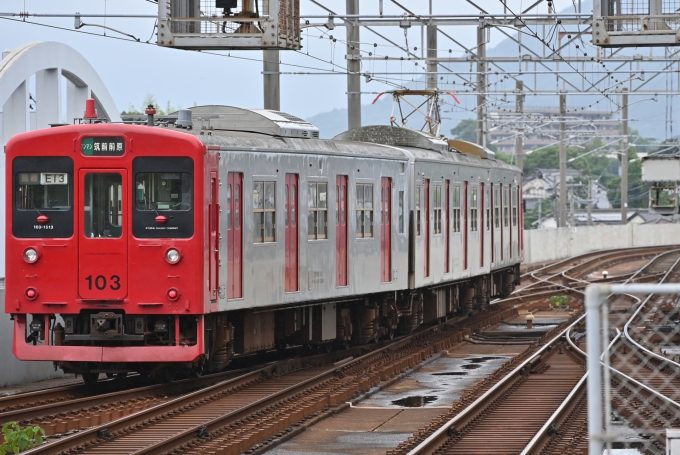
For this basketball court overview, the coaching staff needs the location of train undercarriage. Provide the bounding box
[45,265,519,382]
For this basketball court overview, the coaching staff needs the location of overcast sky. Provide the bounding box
[0,0,575,120]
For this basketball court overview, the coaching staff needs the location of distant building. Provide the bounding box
[523,168,611,211]
[533,208,670,229]
[488,108,619,155]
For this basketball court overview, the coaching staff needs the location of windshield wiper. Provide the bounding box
[23,194,45,217]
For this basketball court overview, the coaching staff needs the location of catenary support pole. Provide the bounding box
[263,50,280,111]
[621,88,629,224]
[426,1,437,134]
[515,80,524,170]
[559,94,567,227]
[476,23,486,146]
[587,177,593,226]
[346,0,361,130]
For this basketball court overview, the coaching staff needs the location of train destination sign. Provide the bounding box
[81,137,125,156]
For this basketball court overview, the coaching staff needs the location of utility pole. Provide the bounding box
[346,0,361,130]
[263,50,280,110]
[476,23,486,146]
[559,94,567,228]
[621,88,629,224]
[569,185,575,227]
[515,80,524,171]
[587,177,593,226]
[426,1,437,115]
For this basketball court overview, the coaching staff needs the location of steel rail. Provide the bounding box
[0,369,248,424]
[405,246,670,455]
[405,313,586,455]
[22,367,282,454]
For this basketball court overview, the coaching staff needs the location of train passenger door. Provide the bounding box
[285,174,299,292]
[445,180,450,273]
[463,181,468,270]
[79,170,127,300]
[424,179,430,277]
[480,182,485,268]
[490,183,494,264]
[227,172,243,299]
[381,177,391,282]
[336,175,348,286]
[209,172,219,301]
[500,184,504,261]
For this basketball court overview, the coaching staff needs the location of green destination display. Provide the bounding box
[81,137,125,156]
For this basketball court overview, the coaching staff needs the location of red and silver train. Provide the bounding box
[5,103,522,382]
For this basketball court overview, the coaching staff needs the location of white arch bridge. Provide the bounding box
[0,41,121,278]
[0,41,121,146]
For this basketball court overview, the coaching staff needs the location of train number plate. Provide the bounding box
[40,173,68,185]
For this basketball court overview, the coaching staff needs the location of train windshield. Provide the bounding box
[15,172,71,210]
[132,157,194,239]
[135,173,192,211]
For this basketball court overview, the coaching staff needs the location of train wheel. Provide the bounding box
[162,368,177,383]
[191,363,204,378]
[81,371,99,386]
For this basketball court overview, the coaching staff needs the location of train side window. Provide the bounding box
[415,185,421,236]
[226,184,232,229]
[486,187,490,230]
[470,186,478,232]
[308,182,327,240]
[398,191,404,234]
[503,186,509,227]
[341,185,345,225]
[356,183,374,238]
[494,186,500,228]
[433,185,442,234]
[235,184,240,229]
[285,184,289,227]
[452,186,461,233]
[512,186,518,227]
[253,181,275,243]
[292,185,296,227]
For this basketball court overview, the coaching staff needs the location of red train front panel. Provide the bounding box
[5,123,214,369]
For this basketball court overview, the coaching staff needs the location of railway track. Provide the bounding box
[24,301,520,454]
[12,245,677,455]
[385,246,680,455]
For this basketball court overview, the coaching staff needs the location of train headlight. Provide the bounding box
[23,248,38,264]
[165,248,181,264]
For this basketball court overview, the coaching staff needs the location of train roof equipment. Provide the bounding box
[149,105,319,139]
[371,89,461,137]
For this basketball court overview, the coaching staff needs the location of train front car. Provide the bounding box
[5,121,214,382]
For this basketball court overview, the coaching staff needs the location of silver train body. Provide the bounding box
[152,106,523,358]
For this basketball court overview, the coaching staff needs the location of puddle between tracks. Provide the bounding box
[391,395,438,407]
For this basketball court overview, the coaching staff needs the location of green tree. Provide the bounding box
[450,119,477,143]
[120,95,182,116]
[523,198,553,229]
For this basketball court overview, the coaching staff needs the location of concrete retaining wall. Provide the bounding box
[523,224,680,264]
[0,287,65,388]
[1,223,679,388]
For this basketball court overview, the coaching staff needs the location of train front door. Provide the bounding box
[79,170,127,300]
[285,174,299,292]
[227,172,243,299]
